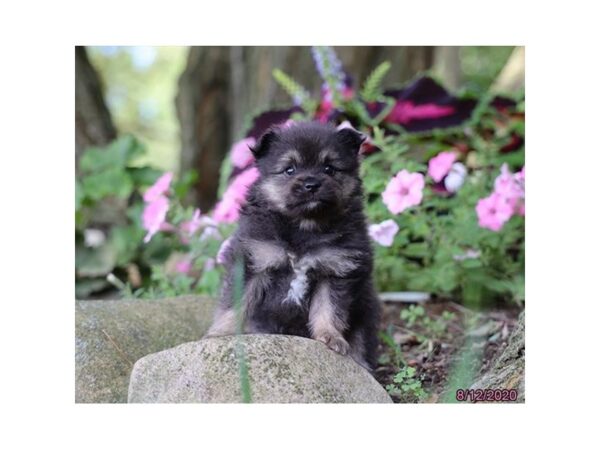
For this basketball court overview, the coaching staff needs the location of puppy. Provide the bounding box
[205,122,381,370]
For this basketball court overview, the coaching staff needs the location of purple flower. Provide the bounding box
[311,46,345,92]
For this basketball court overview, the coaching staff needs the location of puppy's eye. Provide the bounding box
[324,165,335,175]
[284,166,295,176]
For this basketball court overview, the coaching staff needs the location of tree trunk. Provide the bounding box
[491,46,525,94]
[433,46,462,91]
[75,46,117,170]
[176,47,232,212]
[470,311,525,402]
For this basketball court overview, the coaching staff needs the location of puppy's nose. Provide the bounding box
[303,177,321,192]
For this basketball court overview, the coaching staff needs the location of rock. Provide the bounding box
[75,296,216,403]
[470,311,525,402]
[128,335,392,403]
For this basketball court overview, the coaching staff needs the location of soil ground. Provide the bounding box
[374,299,521,403]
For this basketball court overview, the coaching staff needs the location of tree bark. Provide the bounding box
[470,312,525,402]
[75,46,117,170]
[491,46,525,94]
[433,46,462,91]
[176,47,232,211]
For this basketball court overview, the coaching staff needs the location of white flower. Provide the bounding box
[444,162,467,193]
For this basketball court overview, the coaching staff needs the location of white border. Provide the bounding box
[2,1,600,448]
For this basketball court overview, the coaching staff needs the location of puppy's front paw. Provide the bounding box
[315,332,350,356]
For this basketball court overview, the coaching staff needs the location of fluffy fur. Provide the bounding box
[205,122,381,370]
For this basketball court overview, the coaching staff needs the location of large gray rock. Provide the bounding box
[75,296,216,403]
[128,335,392,403]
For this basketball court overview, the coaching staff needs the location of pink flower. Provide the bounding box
[179,208,202,244]
[382,170,425,214]
[142,195,169,243]
[216,237,232,265]
[143,172,173,203]
[230,137,256,169]
[494,164,525,216]
[368,220,399,247]
[213,167,260,223]
[213,195,241,223]
[181,209,202,234]
[175,258,192,274]
[428,151,457,183]
[494,164,522,199]
[476,192,514,232]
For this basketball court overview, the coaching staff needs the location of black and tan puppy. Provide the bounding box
[205,122,381,370]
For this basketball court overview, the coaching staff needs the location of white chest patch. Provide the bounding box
[283,254,311,306]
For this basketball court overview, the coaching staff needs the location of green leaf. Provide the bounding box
[360,61,392,102]
[173,170,199,200]
[75,180,85,211]
[76,242,117,278]
[110,224,144,266]
[128,166,164,188]
[79,135,144,173]
[81,168,134,201]
[272,69,315,114]
[402,242,429,257]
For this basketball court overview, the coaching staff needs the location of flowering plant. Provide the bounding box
[77,47,524,306]
[213,47,525,305]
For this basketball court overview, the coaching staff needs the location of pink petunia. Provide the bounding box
[230,137,257,169]
[213,167,260,223]
[428,151,457,183]
[494,163,525,216]
[142,195,169,243]
[494,164,523,199]
[143,172,173,203]
[476,192,514,232]
[368,220,399,247]
[382,170,425,214]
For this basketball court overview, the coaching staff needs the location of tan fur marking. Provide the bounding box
[308,248,361,276]
[308,281,347,337]
[260,179,287,211]
[243,239,288,272]
[317,148,336,164]
[280,149,302,163]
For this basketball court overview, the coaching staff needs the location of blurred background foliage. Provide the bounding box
[87,46,187,173]
[84,46,516,185]
[76,46,524,301]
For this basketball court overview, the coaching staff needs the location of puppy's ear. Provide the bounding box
[250,129,279,159]
[336,128,366,154]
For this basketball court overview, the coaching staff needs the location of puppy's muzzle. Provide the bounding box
[303,176,321,193]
